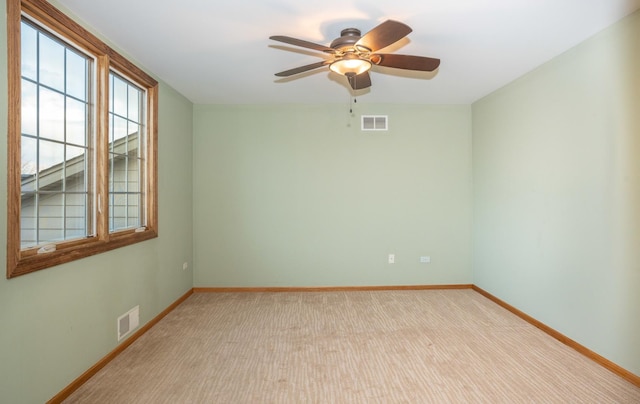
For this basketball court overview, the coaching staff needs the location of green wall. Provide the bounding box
[0,2,195,402]
[472,10,640,375]
[2,1,639,401]
[193,104,472,287]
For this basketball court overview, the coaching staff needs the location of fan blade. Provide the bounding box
[346,72,372,90]
[274,60,330,77]
[270,36,335,53]
[370,54,440,71]
[355,20,412,52]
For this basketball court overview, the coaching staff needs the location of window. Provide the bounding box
[7,0,158,278]
[108,73,145,232]
[19,19,93,248]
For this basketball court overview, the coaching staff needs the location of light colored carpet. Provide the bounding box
[63,289,640,403]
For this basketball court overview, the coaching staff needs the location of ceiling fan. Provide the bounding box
[269,20,440,90]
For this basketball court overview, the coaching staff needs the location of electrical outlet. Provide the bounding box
[420,256,431,263]
[182,262,188,271]
[388,254,395,264]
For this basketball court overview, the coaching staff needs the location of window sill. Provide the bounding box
[7,228,158,278]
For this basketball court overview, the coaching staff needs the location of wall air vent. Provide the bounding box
[361,115,388,131]
[117,305,140,341]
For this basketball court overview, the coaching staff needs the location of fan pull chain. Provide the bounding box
[349,97,357,114]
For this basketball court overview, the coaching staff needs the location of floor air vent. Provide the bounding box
[361,115,388,131]
[117,305,140,341]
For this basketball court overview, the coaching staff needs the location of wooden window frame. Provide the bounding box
[6,0,158,278]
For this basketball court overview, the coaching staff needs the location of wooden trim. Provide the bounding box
[472,285,640,387]
[193,284,474,293]
[20,0,104,56]
[47,289,194,404]
[95,54,110,242]
[6,0,22,278]
[9,231,158,278]
[20,0,157,87]
[145,84,159,235]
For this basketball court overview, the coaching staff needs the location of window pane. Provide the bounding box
[66,97,87,146]
[39,33,65,92]
[127,157,140,193]
[112,74,128,117]
[108,155,114,193]
[65,192,86,208]
[109,154,126,193]
[110,192,126,231]
[20,198,37,247]
[38,193,64,243]
[38,139,64,191]
[128,85,139,121]
[127,194,140,227]
[128,123,141,156]
[39,86,65,142]
[21,22,37,81]
[21,136,37,192]
[66,49,86,101]
[65,193,86,239]
[112,115,128,144]
[128,121,140,138]
[65,145,86,192]
[21,79,37,137]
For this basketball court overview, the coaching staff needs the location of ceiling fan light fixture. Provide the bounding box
[270,20,440,92]
[329,55,371,76]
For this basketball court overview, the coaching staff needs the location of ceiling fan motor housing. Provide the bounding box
[330,28,363,51]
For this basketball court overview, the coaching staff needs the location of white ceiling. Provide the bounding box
[55,0,640,105]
